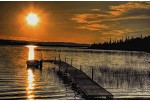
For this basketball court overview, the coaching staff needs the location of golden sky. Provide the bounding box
[0,1,149,44]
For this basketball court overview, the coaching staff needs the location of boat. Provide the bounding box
[26,60,40,68]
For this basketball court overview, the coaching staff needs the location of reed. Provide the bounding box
[96,66,150,89]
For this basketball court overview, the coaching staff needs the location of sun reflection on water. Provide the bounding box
[26,69,35,100]
[26,45,37,60]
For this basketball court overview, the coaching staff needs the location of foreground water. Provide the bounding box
[0,45,150,99]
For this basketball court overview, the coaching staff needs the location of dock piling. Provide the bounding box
[39,60,43,70]
[65,57,66,63]
[71,59,73,66]
[92,66,94,80]
[80,65,82,71]
[54,57,56,63]
[59,54,60,60]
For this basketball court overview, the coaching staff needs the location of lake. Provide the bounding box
[0,45,150,99]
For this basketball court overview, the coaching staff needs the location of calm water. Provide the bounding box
[0,45,150,99]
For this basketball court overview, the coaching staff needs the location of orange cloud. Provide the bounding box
[109,2,150,16]
[77,24,110,31]
[71,14,108,24]
[71,2,150,33]
[71,14,95,23]
[91,8,101,11]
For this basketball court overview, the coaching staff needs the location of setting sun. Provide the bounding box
[26,13,39,26]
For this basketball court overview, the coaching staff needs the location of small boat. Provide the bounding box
[26,60,40,68]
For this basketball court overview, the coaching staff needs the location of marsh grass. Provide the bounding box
[94,66,150,89]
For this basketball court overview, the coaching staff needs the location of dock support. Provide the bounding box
[54,57,56,63]
[65,57,66,63]
[60,59,61,66]
[92,66,94,80]
[75,69,77,80]
[58,59,61,73]
[53,57,56,71]
[80,65,82,71]
[59,54,60,60]
[66,63,68,74]
[39,60,43,70]
[71,59,73,66]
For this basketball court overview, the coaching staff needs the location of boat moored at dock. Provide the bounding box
[26,60,40,68]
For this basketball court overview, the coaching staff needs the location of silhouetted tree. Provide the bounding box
[89,35,150,53]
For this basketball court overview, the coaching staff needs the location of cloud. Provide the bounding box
[109,2,150,16]
[78,24,110,31]
[122,8,150,17]
[71,1,150,32]
[71,13,108,24]
[91,8,101,11]
[70,1,150,43]
[71,14,94,23]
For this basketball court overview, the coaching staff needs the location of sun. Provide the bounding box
[26,13,39,26]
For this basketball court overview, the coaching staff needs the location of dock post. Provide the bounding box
[59,54,60,60]
[59,59,61,66]
[75,69,77,80]
[58,54,61,71]
[71,59,73,66]
[54,57,56,71]
[57,59,61,76]
[58,54,61,66]
[54,57,56,63]
[92,66,94,80]
[80,65,82,71]
[39,60,43,70]
[66,63,68,77]
[65,57,66,63]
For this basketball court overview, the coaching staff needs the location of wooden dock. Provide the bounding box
[43,59,113,99]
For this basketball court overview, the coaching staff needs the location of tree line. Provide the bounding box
[89,35,150,53]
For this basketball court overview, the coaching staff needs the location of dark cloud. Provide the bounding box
[122,8,150,17]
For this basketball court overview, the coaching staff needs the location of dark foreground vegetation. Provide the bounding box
[89,36,150,53]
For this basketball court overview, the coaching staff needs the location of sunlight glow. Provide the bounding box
[26,45,37,60]
[26,69,35,100]
[26,13,39,26]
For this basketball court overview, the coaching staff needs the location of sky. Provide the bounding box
[0,1,149,44]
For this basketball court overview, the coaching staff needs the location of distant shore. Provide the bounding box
[89,36,150,53]
[0,37,150,53]
[0,39,89,48]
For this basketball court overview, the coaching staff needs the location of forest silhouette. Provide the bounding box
[89,35,150,53]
